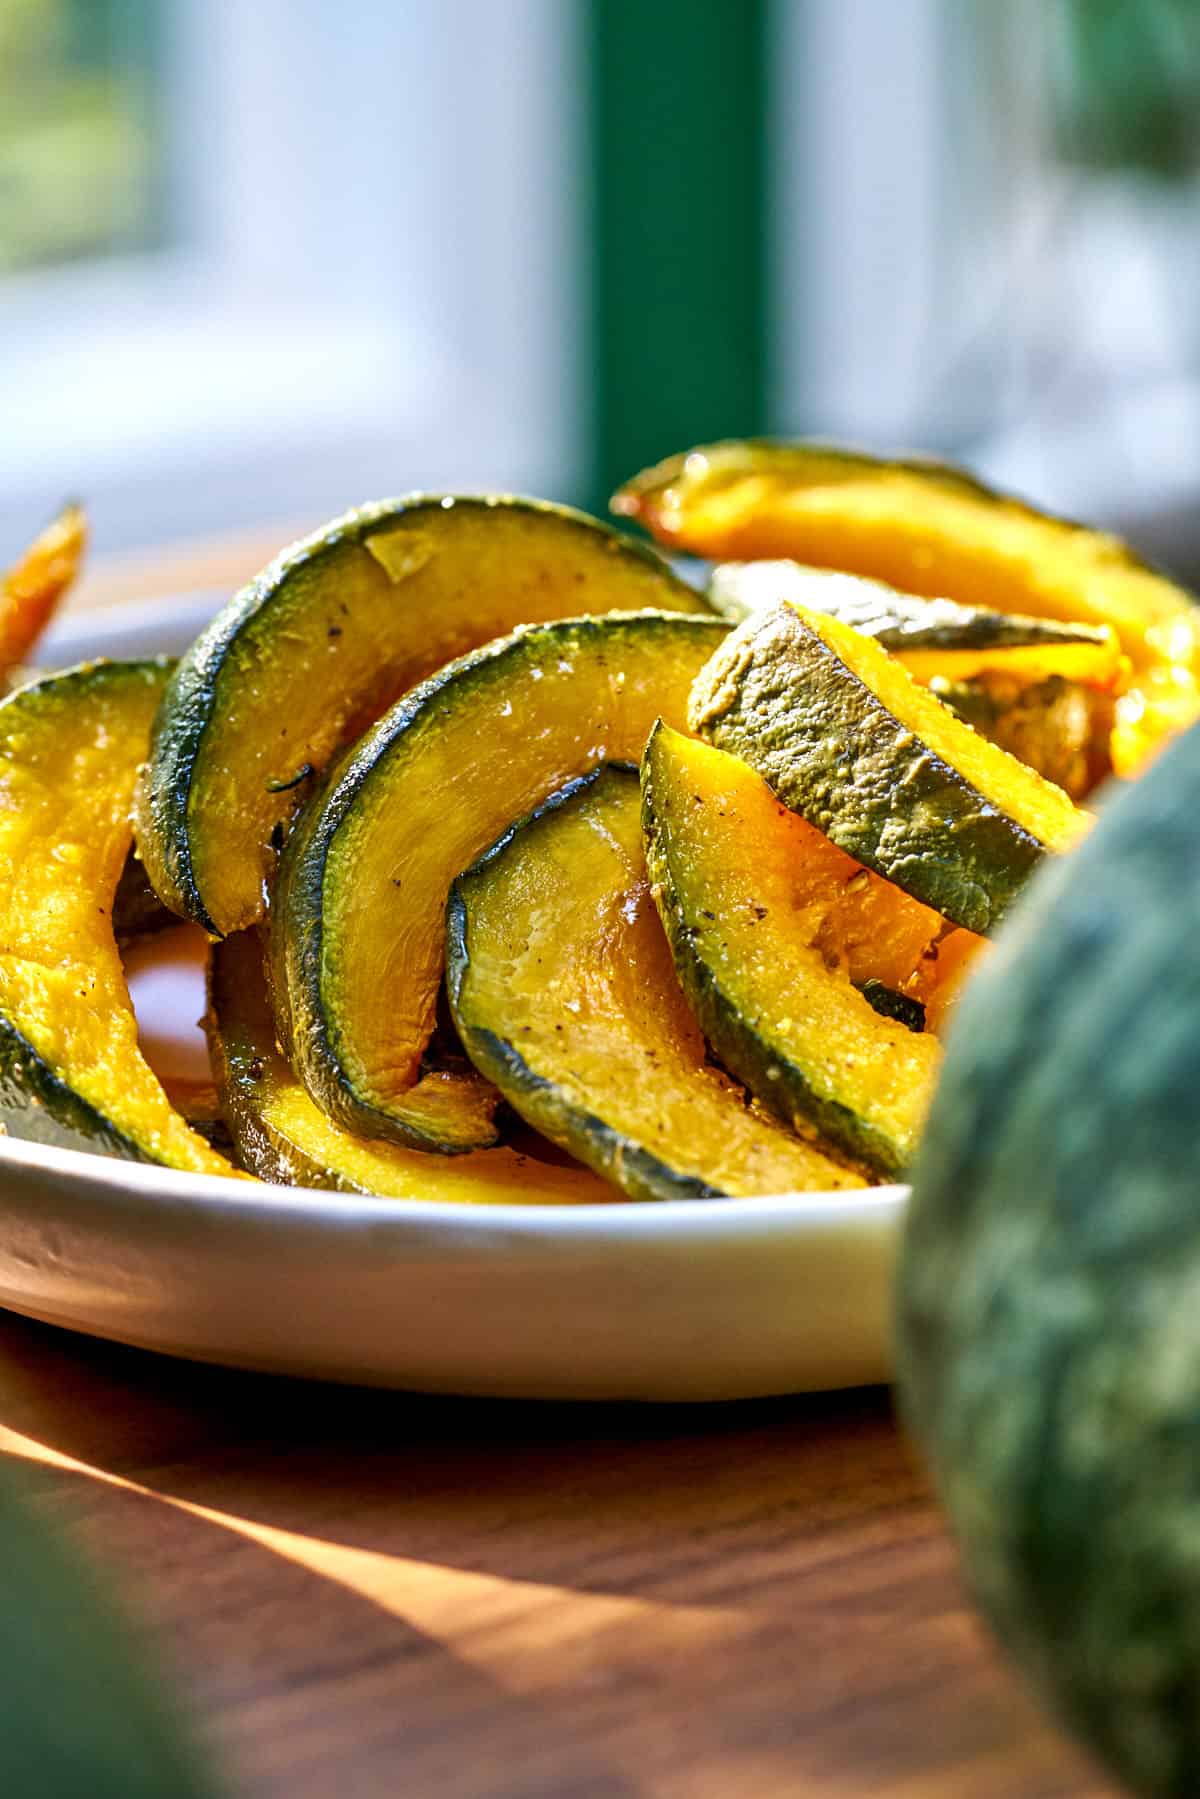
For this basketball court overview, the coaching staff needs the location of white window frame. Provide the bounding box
[1,1,581,555]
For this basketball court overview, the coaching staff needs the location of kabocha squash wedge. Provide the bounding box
[137,495,710,938]
[0,660,238,1173]
[709,563,1123,797]
[1,501,86,678]
[272,611,728,1148]
[617,440,1199,772]
[641,723,942,1178]
[708,562,1126,688]
[690,601,1088,936]
[207,932,615,1204]
[447,766,865,1202]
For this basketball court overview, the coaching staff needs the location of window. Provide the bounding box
[0,0,165,274]
[773,0,1200,539]
[1,1,579,556]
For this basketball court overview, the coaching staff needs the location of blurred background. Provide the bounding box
[3,0,1200,582]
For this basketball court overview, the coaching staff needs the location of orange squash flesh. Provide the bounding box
[0,502,86,673]
[912,929,989,1039]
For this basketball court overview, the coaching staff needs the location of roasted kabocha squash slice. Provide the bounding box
[616,440,1198,773]
[641,723,943,1178]
[0,660,239,1172]
[1,502,87,679]
[137,496,711,938]
[709,562,1124,797]
[707,562,1126,686]
[690,601,1088,936]
[447,766,865,1201]
[207,932,615,1203]
[272,611,728,1149]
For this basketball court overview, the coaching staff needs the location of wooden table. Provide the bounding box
[0,540,1114,1797]
[0,1309,1111,1799]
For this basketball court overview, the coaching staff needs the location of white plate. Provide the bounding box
[0,592,908,1399]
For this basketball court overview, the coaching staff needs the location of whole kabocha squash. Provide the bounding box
[896,714,1200,1798]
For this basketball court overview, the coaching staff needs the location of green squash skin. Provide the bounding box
[896,716,1200,1799]
[690,603,1045,936]
[0,1013,148,1160]
[273,613,729,1151]
[639,722,909,1179]
[138,496,707,938]
[708,561,1113,650]
[447,768,726,1204]
[857,980,925,1034]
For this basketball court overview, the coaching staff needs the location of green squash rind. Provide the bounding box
[0,1012,148,1160]
[138,495,706,937]
[896,719,1200,1799]
[690,602,1045,935]
[639,721,913,1179]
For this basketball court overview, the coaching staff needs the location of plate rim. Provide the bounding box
[0,1130,908,1237]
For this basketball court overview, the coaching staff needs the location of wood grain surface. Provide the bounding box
[0,1311,1112,1799]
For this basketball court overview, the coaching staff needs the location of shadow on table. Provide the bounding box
[0,1308,917,1611]
[1,1449,644,1799]
[0,1312,1111,1799]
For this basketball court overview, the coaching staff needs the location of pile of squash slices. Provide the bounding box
[1,443,1196,1203]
